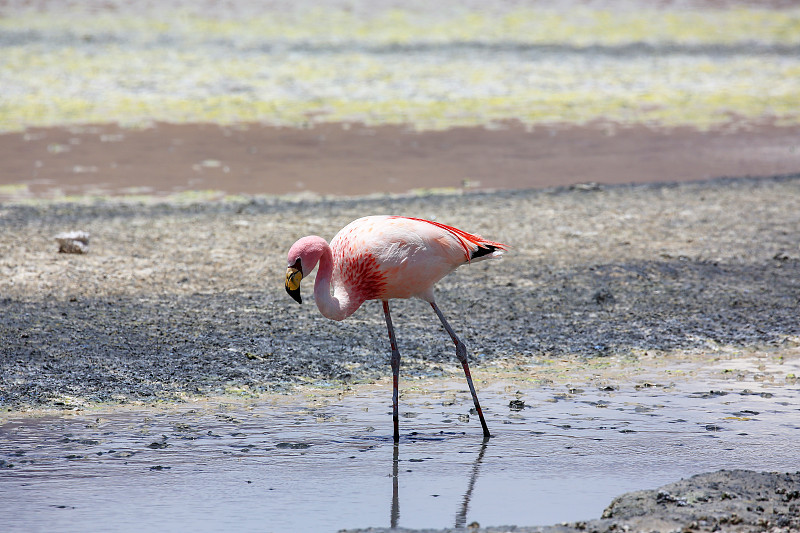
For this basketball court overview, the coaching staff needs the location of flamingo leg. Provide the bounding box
[430,302,491,439]
[391,443,400,527]
[382,300,401,442]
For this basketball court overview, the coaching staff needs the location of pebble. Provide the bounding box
[55,231,90,254]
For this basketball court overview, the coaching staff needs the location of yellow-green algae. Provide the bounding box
[1,6,800,131]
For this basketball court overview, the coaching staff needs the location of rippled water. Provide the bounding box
[2,372,799,532]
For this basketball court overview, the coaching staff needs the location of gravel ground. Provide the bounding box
[1,174,799,408]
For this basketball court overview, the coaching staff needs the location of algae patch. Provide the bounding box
[1,5,799,131]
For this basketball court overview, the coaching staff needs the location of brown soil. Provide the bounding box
[3,121,799,200]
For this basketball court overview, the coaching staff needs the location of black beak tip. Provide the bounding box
[286,284,302,304]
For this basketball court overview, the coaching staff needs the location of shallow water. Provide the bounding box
[2,372,799,533]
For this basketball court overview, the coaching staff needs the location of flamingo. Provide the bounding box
[285,215,507,441]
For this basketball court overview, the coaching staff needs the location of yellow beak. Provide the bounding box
[285,266,303,304]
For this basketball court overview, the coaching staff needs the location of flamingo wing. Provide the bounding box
[328,216,506,302]
[389,216,507,262]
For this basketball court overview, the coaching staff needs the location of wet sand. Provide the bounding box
[2,121,800,199]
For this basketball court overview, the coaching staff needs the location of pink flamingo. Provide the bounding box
[285,215,507,441]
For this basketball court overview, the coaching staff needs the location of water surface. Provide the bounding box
[2,370,799,532]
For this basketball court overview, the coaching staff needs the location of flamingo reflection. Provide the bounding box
[390,438,489,528]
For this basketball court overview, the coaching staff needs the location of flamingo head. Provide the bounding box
[285,236,327,304]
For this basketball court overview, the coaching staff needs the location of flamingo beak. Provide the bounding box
[285,264,303,304]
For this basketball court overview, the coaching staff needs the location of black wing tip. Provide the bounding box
[470,244,501,260]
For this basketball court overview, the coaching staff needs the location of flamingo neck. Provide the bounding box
[313,245,361,321]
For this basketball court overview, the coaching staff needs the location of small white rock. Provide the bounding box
[55,231,90,254]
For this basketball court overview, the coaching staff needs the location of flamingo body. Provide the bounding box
[285,215,507,440]
[287,216,505,316]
